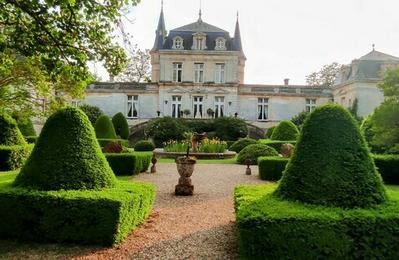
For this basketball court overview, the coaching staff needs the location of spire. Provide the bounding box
[198,0,203,23]
[234,12,243,53]
[152,1,167,51]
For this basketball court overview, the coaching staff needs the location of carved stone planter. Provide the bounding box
[175,156,196,196]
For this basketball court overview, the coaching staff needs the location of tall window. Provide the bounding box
[258,98,269,121]
[194,63,204,83]
[215,63,225,83]
[171,96,182,118]
[306,99,316,112]
[127,95,138,118]
[71,100,81,107]
[214,96,225,118]
[173,62,183,82]
[215,37,226,50]
[172,36,184,49]
[193,96,203,118]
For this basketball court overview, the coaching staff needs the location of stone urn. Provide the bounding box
[175,156,196,196]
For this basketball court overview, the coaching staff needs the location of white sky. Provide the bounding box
[94,0,399,85]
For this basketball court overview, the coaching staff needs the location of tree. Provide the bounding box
[378,66,399,97]
[116,44,151,82]
[306,62,343,88]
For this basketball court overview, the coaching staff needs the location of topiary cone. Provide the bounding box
[270,120,299,141]
[14,107,116,191]
[275,104,386,208]
[112,112,129,139]
[95,115,117,139]
[0,112,27,146]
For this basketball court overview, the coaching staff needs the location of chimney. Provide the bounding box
[284,78,289,86]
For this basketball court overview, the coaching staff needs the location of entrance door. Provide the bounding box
[214,96,224,118]
[193,96,203,118]
[171,95,182,118]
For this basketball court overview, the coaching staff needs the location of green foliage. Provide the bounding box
[258,139,297,153]
[370,98,399,154]
[98,138,129,148]
[112,112,130,139]
[79,104,104,126]
[145,117,190,147]
[105,152,152,176]
[198,138,227,153]
[348,98,362,122]
[0,181,155,246]
[275,104,386,208]
[229,138,258,153]
[258,156,289,181]
[134,140,155,151]
[12,113,36,137]
[264,125,276,138]
[235,185,399,259]
[378,67,399,97]
[163,140,190,152]
[373,154,399,184]
[213,117,248,141]
[95,115,118,139]
[305,62,343,88]
[0,112,27,146]
[24,136,37,144]
[290,111,309,129]
[0,145,32,171]
[181,119,215,133]
[236,144,278,165]
[14,107,116,191]
[270,120,299,141]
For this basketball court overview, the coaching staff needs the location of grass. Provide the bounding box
[157,155,237,164]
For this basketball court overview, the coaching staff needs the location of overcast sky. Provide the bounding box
[95,0,399,85]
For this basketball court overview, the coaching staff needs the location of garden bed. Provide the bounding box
[153,148,236,159]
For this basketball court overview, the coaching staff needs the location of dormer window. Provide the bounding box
[172,36,184,50]
[215,37,226,51]
[192,32,207,50]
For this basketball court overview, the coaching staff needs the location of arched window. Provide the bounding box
[172,36,184,50]
[215,37,226,51]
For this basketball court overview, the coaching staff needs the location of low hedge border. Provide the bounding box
[257,156,289,181]
[98,138,129,148]
[105,152,152,176]
[0,145,32,171]
[235,184,399,259]
[258,139,296,152]
[373,154,399,184]
[0,181,155,246]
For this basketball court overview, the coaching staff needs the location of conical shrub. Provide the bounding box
[275,104,386,208]
[0,112,26,146]
[95,115,117,139]
[14,115,36,137]
[112,112,129,139]
[14,107,116,191]
[270,120,299,141]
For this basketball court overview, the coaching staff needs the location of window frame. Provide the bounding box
[127,95,139,119]
[257,97,269,121]
[215,63,226,83]
[172,36,184,50]
[194,63,204,83]
[305,98,317,113]
[172,62,183,83]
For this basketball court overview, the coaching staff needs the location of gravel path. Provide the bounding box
[79,163,265,259]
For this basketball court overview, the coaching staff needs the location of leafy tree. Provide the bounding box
[306,62,343,88]
[378,67,399,97]
[116,44,151,82]
[290,111,309,129]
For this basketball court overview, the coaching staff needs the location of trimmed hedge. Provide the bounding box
[14,107,116,191]
[78,104,104,126]
[134,140,155,151]
[0,112,27,146]
[112,112,130,139]
[270,120,299,141]
[98,138,129,148]
[257,156,289,181]
[105,152,152,176]
[0,145,32,171]
[0,181,155,246]
[258,139,296,153]
[24,136,37,144]
[235,184,399,259]
[95,115,117,139]
[229,138,258,153]
[265,125,276,138]
[373,154,399,184]
[14,116,36,137]
[236,144,278,165]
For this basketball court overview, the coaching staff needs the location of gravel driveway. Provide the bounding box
[80,163,265,259]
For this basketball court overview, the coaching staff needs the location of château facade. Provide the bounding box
[84,6,399,128]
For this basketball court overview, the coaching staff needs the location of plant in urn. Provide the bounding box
[175,146,197,196]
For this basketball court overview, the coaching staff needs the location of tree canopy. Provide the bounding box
[306,62,343,88]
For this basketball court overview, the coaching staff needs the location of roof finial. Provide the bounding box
[372,43,375,51]
[237,11,239,19]
[198,0,202,22]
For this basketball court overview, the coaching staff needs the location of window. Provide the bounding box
[71,100,81,107]
[215,63,225,83]
[173,62,183,82]
[306,99,317,112]
[194,63,204,83]
[127,95,138,118]
[215,37,226,51]
[193,96,203,118]
[258,98,269,121]
[172,36,184,50]
[192,32,207,50]
[171,96,182,118]
[214,96,224,118]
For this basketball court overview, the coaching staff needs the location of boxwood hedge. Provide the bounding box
[257,156,289,181]
[95,115,117,139]
[270,120,299,141]
[236,144,278,165]
[0,145,32,171]
[229,138,258,153]
[134,140,155,151]
[105,152,152,176]
[235,184,399,259]
[112,112,130,139]
[0,180,155,246]
[373,154,399,184]
[98,138,129,148]
[258,139,296,153]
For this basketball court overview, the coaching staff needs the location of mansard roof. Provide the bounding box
[358,50,399,61]
[171,21,228,33]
